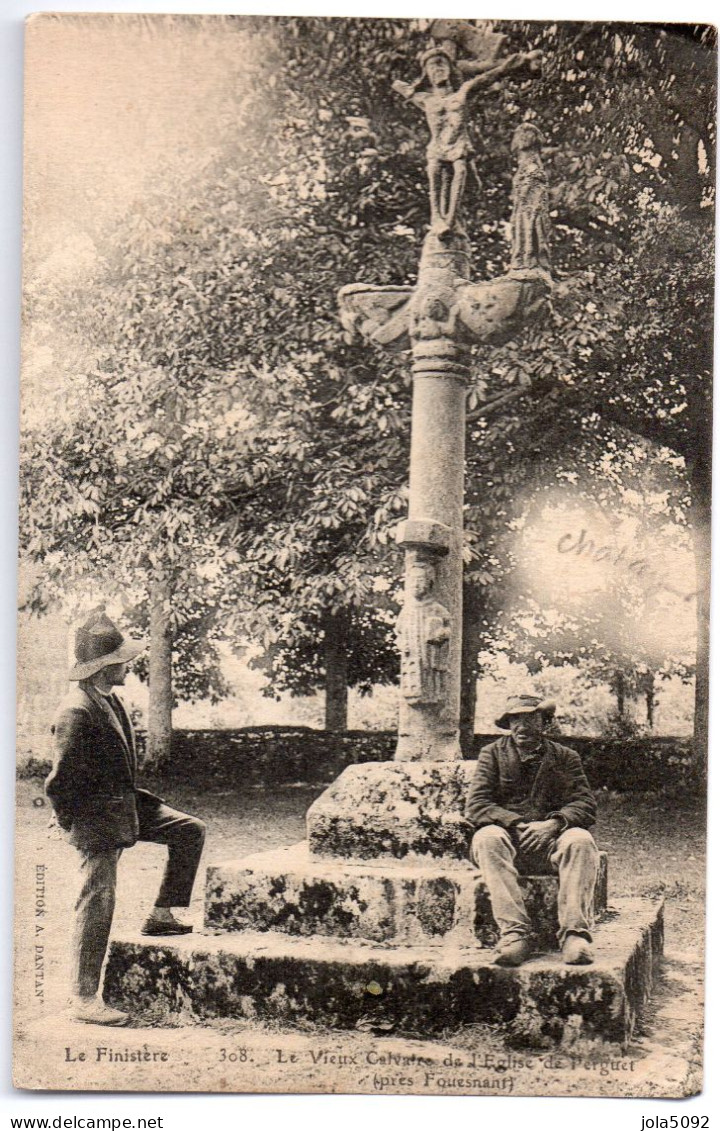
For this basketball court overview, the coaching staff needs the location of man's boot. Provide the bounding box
[142,908,193,936]
[493,934,531,967]
[562,932,594,965]
[70,996,129,1026]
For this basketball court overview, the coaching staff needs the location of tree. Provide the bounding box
[442,22,714,761]
[20,17,414,736]
[251,20,713,751]
[18,356,240,758]
[214,19,712,740]
[512,26,711,760]
[21,18,714,752]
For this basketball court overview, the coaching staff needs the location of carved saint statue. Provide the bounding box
[509,122,551,274]
[393,39,542,240]
[397,559,451,707]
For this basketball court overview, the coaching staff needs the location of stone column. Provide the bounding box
[395,233,471,761]
[338,139,551,761]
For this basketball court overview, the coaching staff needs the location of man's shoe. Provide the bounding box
[492,936,531,967]
[141,911,193,937]
[70,996,129,1026]
[562,933,594,965]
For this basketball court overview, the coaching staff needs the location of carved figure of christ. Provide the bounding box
[393,48,542,238]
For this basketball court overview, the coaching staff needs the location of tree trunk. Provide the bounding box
[324,608,349,732]
[638,670,655,728]
[459,580,485,757]
[147,576,173,765]
[645,673,655,729]
[613,670,626,717]
[689,420,712,770]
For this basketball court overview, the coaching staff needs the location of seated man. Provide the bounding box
[465,693,599,968]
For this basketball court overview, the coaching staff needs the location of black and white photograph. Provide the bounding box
[12,9,715,1099]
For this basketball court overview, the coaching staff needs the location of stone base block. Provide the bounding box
[105,897,662,1048]
[205,843,608,951]
[307,761,477,860]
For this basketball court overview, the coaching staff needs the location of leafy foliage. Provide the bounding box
[19,18,715,722]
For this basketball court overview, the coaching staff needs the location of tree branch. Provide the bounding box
[469,375,690,457]
[467,385,531,422]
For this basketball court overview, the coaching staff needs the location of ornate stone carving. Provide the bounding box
[397,558,451,707]
[337,22,553,761]
[509,122,551,275]
[392,29,541,240]
[337,283,413,351]
[338,268,550,356]
[427,20,507,75]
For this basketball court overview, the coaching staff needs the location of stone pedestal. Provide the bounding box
[106,901,662,1047]
[105,762,662,1048]
[205,842,608,952]
[308,762,475,859]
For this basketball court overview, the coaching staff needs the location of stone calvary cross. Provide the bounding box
[106,22,663,1049]
[338,20,552,760]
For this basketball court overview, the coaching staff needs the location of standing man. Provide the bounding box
[465,693,599,968]
[46,611,206,1026]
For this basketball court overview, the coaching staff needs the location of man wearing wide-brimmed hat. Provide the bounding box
[465,692,599,968]
[46,611,206,1026]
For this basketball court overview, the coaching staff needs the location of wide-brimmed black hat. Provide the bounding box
[495,694,556,732]
[69,611,146,681]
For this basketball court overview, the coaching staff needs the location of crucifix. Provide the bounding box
[338,20,552,761]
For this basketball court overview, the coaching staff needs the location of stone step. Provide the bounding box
[307,761,475,860]
[205,842,608,950]
[104,897,663,1049]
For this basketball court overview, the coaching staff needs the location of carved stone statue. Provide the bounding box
[338,21,554,761]
[392,33,541,240]
[509,122,551,274]
[397,559,451,707]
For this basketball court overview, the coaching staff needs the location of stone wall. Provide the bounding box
[19,725,698,793]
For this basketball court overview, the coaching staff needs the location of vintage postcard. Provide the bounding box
[14,12,714,1096]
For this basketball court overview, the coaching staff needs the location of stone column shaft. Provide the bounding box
[395,354,467,761]
[339,226,550,761]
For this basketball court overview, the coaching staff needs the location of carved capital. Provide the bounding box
[409,285,460,341]
[411,337,471,380]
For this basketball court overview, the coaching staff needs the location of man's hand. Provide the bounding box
[516,818,561,854]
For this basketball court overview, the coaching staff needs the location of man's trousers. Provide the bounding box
[470,824,599,946]
[71,800,206,1000]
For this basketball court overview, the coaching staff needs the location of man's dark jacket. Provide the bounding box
[465,735,596,831]
[46,683,162,852]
